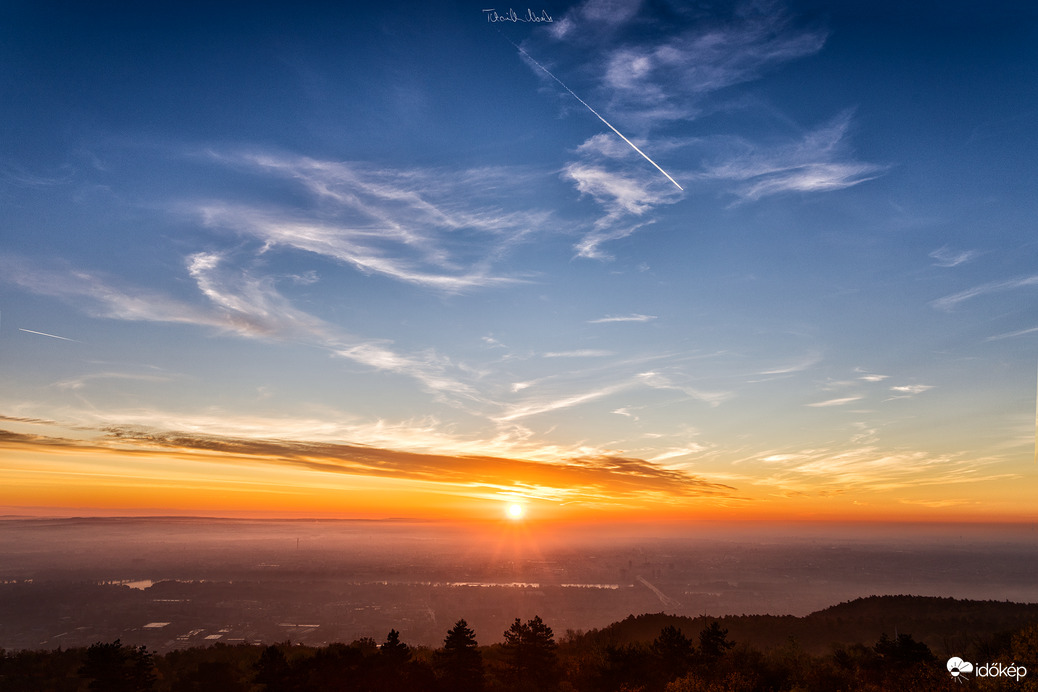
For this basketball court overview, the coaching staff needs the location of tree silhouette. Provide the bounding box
[377,628,436,691]
[78,639,156,692]
[376,628,412,690]
[697,622,735,662]
[601,643,653,692]
[502,615,560,691]
[434,619,484,691]
[653,625,695,684]
[380,629,411,664]
[252,645,294,692]
[294,642,369,692]
[172,659,248,692]
[873,632,935,666]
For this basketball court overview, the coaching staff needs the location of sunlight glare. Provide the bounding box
[507,503,525,520]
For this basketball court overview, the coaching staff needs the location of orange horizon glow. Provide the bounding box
[3,466,1037,524]
[1,419,1036,526]
[3,475,1036,525]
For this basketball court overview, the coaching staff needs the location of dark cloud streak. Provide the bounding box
[1,424,736,500]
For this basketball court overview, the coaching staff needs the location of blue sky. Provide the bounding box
[1,0,1037,520]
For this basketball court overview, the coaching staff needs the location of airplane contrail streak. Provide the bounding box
[19,328,77,342]
[506,37,684,191]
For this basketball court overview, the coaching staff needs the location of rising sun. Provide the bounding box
[507,503,525,520]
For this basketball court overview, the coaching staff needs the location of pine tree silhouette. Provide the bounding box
[435,619,484,691]
[502,615,559,691]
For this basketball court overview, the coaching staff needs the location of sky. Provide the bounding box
[1,0,1037,524]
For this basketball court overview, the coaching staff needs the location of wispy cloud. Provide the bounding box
[898,498,973,508]
[54,372,176,390]
[332,343,479,400]
[985,326,1038,342]
[647,445,706,462]
[0,253,481,402]
[889,384,933,395]
[691,112,885,201]
[487,351,727,426]
[931,275,1038,311]
[532,3,865,255]
[886,384,933,401]
[0,161,71,187]
[1,249,714,421]
[510,38,683,191]
[573,218,655,261]
[748,445,1013,493]
[0,422,737,502]
[636,370,731,407]
[930,246,980,268]
[548,0,644,41]
[187,251,482,400]
[735,162,882,200]
[563,162,679,259]
[759,353,822,376]
[850,423,879,445]
[196,152,552,292]
[549,0,827,128]
[560,163,664,214]
[196,202,523,293]
[0,255,229,329]
[496,381,633,422]
[561,121,876,259]
[0,414,60,426]
[3,402,676,465]
[806,395,863,407]
[588,313,657,323]
[186,251,332,339]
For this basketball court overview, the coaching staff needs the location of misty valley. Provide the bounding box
[2,518,1036,654]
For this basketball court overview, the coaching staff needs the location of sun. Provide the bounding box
[506,503,525,520]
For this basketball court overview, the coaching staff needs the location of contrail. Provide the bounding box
[505,37,683,191]
[19,328,77,342]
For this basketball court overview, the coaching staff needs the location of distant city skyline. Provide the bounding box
[1,0,1036,522]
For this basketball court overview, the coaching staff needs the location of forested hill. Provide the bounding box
[572,595,1038,655]
[4,595,1038,691]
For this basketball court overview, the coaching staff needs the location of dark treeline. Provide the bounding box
[4,597,1038,691]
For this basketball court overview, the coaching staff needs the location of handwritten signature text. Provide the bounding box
[483,8,553,23]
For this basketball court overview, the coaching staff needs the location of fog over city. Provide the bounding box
[3,517,1035,652]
